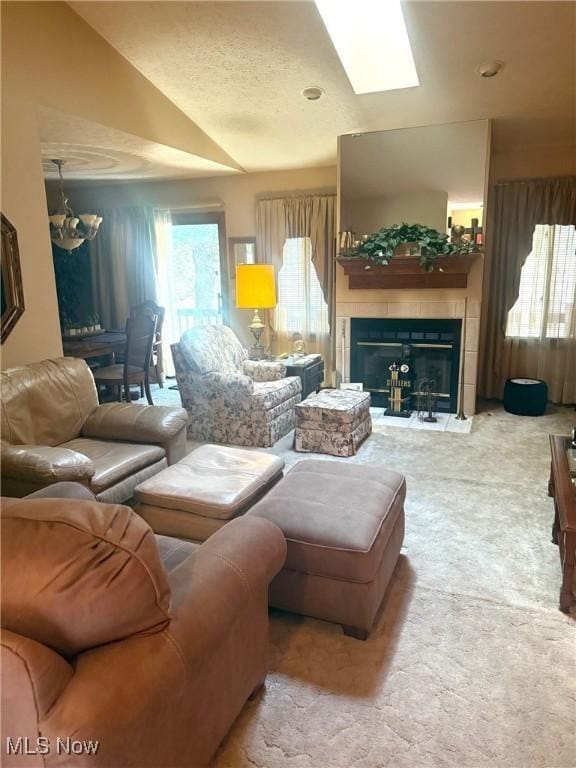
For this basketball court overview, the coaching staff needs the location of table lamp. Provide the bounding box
[236,264,276,359]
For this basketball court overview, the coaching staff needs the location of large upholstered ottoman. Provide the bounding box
[134,444,284,541]
[294,389,372,457]
[247,459,405,639]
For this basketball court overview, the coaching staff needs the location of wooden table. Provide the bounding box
[62,331,126,364]
[548,434,576,613]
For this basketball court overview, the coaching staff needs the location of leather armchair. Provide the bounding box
[1,484,287,768]
[171,325,302,447]
[0,357,189,503]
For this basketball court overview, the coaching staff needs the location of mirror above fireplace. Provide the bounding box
[339,119,490,237]
[336,119,491,416]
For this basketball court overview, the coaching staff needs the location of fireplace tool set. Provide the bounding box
[415,379,438,423]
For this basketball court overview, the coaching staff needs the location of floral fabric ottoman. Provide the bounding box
[294,388,372,457]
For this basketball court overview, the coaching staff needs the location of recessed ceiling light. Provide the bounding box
[477,61,504,78]
[314,0,419,95]
[302,86,325,101]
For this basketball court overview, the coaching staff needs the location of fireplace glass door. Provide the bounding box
[351,319,462,413]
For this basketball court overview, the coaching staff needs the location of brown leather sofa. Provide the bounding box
[0,357,189,503]
[1,483,287,768]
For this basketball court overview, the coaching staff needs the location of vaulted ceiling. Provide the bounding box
[44,0,575,179]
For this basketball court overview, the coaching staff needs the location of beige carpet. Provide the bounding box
[151,386,576,767]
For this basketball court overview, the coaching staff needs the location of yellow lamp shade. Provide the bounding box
[236,264,277,309]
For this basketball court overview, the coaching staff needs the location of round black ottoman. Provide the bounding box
[503,378,548,416]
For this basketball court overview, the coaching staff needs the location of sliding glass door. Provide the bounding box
[168,211,227,335]
[154,210,227,377]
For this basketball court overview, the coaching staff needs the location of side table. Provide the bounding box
[284,355,324,400]
[548,434,576,612]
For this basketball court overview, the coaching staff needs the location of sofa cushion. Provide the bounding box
[1,497,171,656]
[82,402,189,443]
[61,438,165,494]
[135,444,285,520]
[0,357,98,446]
[251,394,301,424]
[251,377,302,411]
[180,325,247,375]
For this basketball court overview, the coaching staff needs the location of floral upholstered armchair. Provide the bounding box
[171,325,302,447]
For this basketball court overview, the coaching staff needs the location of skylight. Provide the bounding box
[314,0,420,94]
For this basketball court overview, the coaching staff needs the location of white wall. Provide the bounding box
[1,76,63,367]
[490,143,576,182]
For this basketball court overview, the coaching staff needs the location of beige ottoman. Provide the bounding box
[134,444,285,542]
[294,389,372,457]
[247,459,405,640]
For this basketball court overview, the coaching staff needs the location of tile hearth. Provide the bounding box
[374,408,473,433]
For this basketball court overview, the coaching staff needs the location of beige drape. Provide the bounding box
[497,339,575,404]
[89,207,158,330]
[479,176,576,402]
[256,194,336,376]
[255,198,287,277]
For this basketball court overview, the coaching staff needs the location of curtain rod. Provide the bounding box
[495,175,576,187]
[153,202,224,211]
[257,190,336,202]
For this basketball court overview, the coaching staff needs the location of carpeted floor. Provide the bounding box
[149,385,576,767]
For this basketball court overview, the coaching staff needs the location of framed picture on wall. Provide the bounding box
[1,213,25,344]
[228,237,256,278]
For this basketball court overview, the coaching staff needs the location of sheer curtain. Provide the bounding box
[89,207,157,330]
[256,194,336,377]
[479,176,576,403]
[153,209,176,377]
[275,237,330,363]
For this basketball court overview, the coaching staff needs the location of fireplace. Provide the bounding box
[350,318,462,413]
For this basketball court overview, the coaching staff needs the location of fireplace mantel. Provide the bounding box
[337,252,481,290]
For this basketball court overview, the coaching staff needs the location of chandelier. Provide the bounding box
[48,159,102,251]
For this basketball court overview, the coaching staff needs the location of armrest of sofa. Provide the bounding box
[243,359,287,381]
[24,482,97,501]
[1,629,73,724]
[167,517,286,664]
[1,444,94,483]
[81,403,188,444]
[203,371,254,399]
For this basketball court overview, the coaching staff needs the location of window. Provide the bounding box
[276,237,328,340]
[506,225,576,339]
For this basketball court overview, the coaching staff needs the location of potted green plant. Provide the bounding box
[340,222,475,272]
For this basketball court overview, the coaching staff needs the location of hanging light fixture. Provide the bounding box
[48,159,102,251]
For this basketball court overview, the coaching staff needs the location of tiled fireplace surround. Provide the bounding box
[335,257,484,415]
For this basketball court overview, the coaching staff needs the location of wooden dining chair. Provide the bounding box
[93,313,157,405]
[130,300,166,388]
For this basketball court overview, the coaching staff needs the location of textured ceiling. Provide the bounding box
[65,0,574,176]
[39,107,241,180]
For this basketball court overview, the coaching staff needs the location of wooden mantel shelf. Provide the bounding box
[337,252,481,290]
